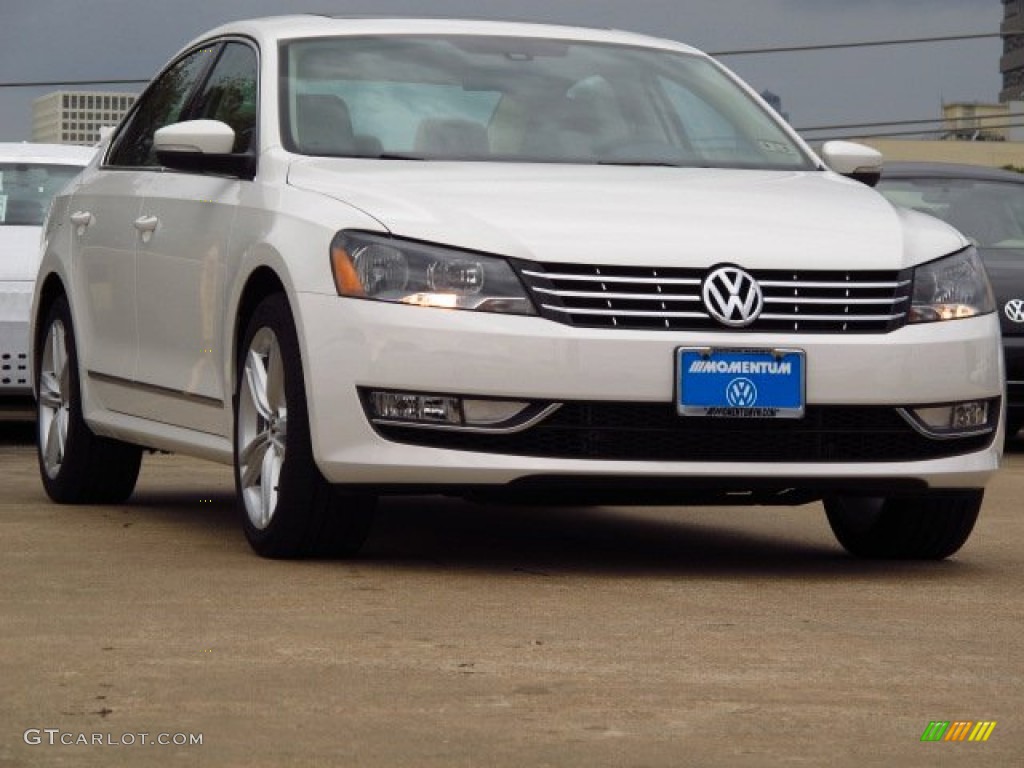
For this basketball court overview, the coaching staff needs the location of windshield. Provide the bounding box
[0,163,83,226]
[877,176,1024,249]
[280,35,814,170]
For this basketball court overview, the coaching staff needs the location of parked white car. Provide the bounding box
[1,143,92,398]
[31,17,1004,559]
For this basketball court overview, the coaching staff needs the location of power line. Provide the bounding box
[808,120,1024,142]
[798,114,1017,135]
[710,31,1009,57]
[0,78,148,89]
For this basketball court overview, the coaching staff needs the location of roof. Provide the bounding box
[182,15,702,57]
[0,142,96,166]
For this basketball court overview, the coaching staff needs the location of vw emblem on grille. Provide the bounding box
[703,266,764,327]
[1006,299,1024,324]
[726,378,758,407]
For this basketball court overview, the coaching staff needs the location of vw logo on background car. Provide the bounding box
[702,266,764,327]
[726,378,758,407]
[1005,299,1024,324]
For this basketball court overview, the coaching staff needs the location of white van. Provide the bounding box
[1,143,93,398]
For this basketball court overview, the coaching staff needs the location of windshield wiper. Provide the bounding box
[373,152,428,161]
[597,159,687,168]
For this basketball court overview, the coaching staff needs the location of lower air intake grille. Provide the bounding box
[374,403,993,463]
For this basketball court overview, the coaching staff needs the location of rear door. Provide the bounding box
[71,44,216,412]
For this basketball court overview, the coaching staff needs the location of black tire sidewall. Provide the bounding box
[36,297,91,501]
[234,294,321,556]
[35,296,142,504]
[825,491,983,560]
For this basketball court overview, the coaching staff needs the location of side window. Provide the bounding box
[107,46,216,168]
[191,42,258,153]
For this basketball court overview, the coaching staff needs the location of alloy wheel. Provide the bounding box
[237,327,288,530]
[37,319,70,479]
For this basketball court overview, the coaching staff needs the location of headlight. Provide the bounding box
[330,232,536,315]
[908,247,995,324]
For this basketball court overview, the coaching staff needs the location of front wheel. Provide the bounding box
[824,491,983,560]
[234,294,376,558]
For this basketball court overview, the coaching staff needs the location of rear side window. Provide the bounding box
[0,163,84,226]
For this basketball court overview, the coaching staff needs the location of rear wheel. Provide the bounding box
[234,294,376,558]
[824,491,983,560]
[36,295,142,503]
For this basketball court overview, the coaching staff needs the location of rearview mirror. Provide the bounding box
[154,120,256,180]
[820,141,883,187]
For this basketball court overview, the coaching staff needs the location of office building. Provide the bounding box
[32,91,137,146]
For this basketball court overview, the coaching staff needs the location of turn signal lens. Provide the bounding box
[330,244,365,296]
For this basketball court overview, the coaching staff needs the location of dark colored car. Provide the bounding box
[877,162,1024,440]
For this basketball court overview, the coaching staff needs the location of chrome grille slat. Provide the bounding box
[532,287,702,301]
[759,280,911,289]
[517,261,914,333]
[541,304,707,318]
[763,296,909,306]
[521,270,701,286]
[759,312,905,322]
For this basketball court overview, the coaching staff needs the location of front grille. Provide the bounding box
[374,403,994,463]
[516,262,913,333]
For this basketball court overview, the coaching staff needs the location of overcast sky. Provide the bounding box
[0,0,1005,142]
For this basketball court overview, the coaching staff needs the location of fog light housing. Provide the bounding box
[363,389,559,433]
[370,392,461,425]
[463,399,530,425]
[902,400,996,438]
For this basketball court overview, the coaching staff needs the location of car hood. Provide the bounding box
[287,159,966,272]
[0,226,42,281]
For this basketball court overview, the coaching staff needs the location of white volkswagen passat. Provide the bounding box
[1,143,92,401]
[31,17,1004,559]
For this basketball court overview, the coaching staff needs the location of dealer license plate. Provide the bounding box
[677,348,805,418]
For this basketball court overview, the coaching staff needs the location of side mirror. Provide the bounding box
[820,141,883,187]
[154,120,256,180]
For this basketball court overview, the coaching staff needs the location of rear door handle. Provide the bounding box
[133,215,159,232]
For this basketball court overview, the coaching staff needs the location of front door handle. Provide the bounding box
[134,215,159,243]
[70,211,93,227]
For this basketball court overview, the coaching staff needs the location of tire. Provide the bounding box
[824,490,983,560]
[234,294,376,558]
[35,295,142,503]
[1005,415,1022,443]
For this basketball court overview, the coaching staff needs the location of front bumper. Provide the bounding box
[0,282,33,395]
[294,292,1004,491]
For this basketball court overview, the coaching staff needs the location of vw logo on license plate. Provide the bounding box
[726,378,758,407]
